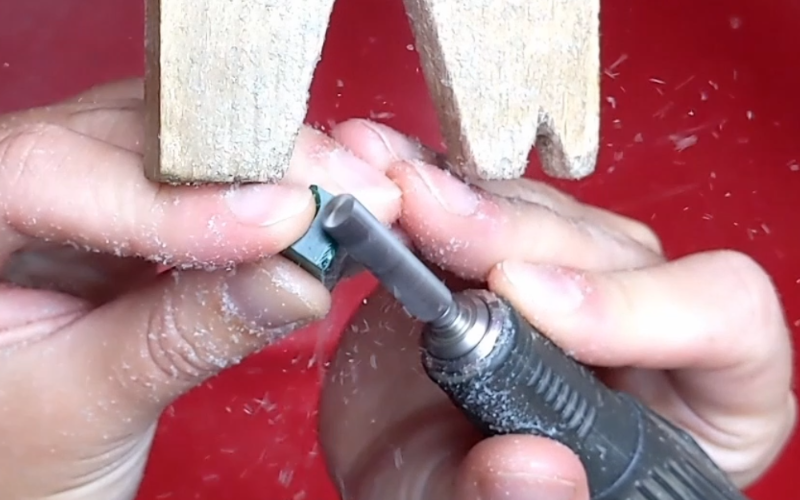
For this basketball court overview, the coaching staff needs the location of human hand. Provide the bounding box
[0,80,403,499]
[318,122,797,499]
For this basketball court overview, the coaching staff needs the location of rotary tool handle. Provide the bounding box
[422,294,747,500]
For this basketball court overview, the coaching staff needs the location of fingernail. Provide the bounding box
[479,474,576,500]
[500,262,587,314]
[358,119,431,162]
[225,184,312,227]
[408,161,479,216]
[327,147,401,197]
[223,259,330,336]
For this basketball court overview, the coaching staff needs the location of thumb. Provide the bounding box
[349,429,589,500]
[455,436,590,500]
[68,256,329,417]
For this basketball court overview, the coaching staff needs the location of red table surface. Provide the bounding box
[1,0,798,498]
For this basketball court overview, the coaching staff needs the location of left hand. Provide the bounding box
[0,80,402,499]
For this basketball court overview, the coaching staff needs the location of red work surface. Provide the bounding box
[1,0,798,498]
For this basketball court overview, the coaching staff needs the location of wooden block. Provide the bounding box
[144,0,336,184]
[403,0,600,181]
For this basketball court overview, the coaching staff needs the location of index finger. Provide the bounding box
[0,123,316,266]
[388,160,663,280]
[488,251,795,486]
[0,114,402,268]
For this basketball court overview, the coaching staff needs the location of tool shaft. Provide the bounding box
[320,194,453,323]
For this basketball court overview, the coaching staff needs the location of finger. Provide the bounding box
[320,287,481,500]
[66,78,144,102]
[284,126,402,222]
[330,119,439,170]
[331,119,662,256]
[338,404,479,500]
[58,99,145,153]
[488,250,790,383]
[3,244,155,304]
[8,99,144,153]
[0,124,314,264]
[10,79,145,152]
[471,178,663,254]
[337,418,590,500]
[60,255,330,420]
[0,284,88,349]
[455,435,590,500]
[319,286,587,500]
[488,250,794,482]
[388,161,662,280]
[320,289,452,482]
[0,123,399,267]
[320,289,588,500]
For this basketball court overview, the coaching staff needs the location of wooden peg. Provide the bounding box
[144,0,336,184]
[403,0,601,181]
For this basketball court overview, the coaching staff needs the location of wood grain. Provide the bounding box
[144,0,336,184]
[404,0,600,181]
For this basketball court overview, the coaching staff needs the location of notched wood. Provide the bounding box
[404,0,601,181]
[144,0,336,184]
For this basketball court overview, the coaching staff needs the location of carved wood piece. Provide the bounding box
[404,0,601,181]
[144,0,336,184]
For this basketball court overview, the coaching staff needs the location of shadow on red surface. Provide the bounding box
[0,0,797,498]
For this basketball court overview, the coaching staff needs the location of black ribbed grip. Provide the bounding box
[422,293,747,500]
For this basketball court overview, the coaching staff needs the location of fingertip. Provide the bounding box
[385,161,416,203]
[331,119,433,169]
[288,124,402,225]
[389,160,485,218]
[224,256,333,328]
[461,435,587,481]
[67,78,144,103]
[385,162,433,232]
[361,190,402,226]
[384,159,415,188]
[487,260,589,312]
[457,435,590,500]
[330,119,397,170]
[154,182,319,264]
[486,261,512,296]
[487,260,597,353]
[388,160,502,278]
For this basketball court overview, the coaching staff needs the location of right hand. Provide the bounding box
[319,121,796,499]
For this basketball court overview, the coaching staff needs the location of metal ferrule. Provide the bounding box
[422,289,507,367]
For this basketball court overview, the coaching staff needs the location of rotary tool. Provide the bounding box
[319,193,747,500]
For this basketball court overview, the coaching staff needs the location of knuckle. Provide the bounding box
[484,177,576,210]
[0,123,79,222]
[142,290,231,387]
[715,250,780,318]
[717,396,797,487]
[626,220,663,254]
[0,123,54,190]
[712,250,786,358]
